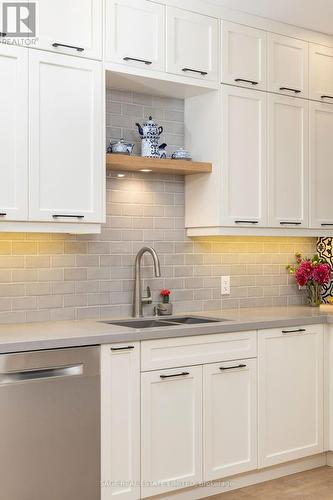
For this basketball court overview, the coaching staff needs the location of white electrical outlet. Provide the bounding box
[221,276,230,295]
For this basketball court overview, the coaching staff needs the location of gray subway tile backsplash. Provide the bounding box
[0,89,317,323]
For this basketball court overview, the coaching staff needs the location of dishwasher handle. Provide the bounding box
[0,364,83,384]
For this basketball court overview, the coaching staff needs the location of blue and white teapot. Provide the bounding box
[136,116,166,158]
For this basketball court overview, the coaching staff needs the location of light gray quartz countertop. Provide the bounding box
[0,305,332,354]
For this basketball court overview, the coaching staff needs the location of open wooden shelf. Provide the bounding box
[106,154,212,176]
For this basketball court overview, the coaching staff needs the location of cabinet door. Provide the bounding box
[269,34,308,98]
[105,0,165,72]
[221,85,267,227]
[32,0,102,59]
[29,51,104,223]
[258,325,324,468]
[221,21,267,90]
[268,94,309,228]
[203,359,257,480]
[0,44,28,221]
[310,44,333,102]
[309,101,333,228]
[141,367,202,498]
[101,343,140,500]
[167,7,218,81]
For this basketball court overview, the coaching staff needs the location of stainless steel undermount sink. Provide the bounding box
[103,316,228,329]
[166,316,226,325]
[106,319,175,329]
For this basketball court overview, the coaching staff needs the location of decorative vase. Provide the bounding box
[306,282,321,307]
[157,302,173,316]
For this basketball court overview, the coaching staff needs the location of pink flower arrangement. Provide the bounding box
[287,253,331,287]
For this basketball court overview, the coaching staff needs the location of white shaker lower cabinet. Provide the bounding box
[221,85,267,227]
[141,367,202,498]
[101,343,140,500]
[268,94,309,228]
[309,101,333,229]
[258,325,324,468]
[29,50,104,224]
[166,7,218,81]
[203,359,257,480]
[0,44,28,221]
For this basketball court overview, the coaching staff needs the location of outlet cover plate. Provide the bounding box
[221,276,230,295]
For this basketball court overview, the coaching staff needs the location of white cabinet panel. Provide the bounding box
[101,344,140,500]
[221,85,267,227]
[105,0,165,72]
[310,101,333,228]
[258,325,324,467]
[29,51,104,223]
[0,44,28,221]
[268,94,309,228]
[310,44,333,103]
[203,359,257,480]
[32,0,102,59]
[141,367,202,497]
[269,34,308,98]
[141,331,257,371]
[221,21,267,90]
[167,7,218,81]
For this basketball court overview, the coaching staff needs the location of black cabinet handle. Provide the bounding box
[235,78,258,85]
[123,57,152,65]
[321,95,333,100]
[280,221,302,225]
[235,220,258,224]
[52,214,85,219]
[52,42,84,52]
[111,346,135,351]
[160,372,190,379]
[220,364,247,371]
[182,68,208,76]
[279,87,301,94]
[0,213,7,216]
[0,32,6,37]
[282,328,306,334]
[321,223,333,226]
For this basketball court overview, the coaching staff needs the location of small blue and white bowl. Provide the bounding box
[171,147,192,161]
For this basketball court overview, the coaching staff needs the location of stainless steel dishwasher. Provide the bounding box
[0,346,100,500]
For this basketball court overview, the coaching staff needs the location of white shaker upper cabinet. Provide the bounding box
[32,0,102,60]
[268,94,309,228]
[0,45,28,221]
[166,7,218,81]
[258,325,323,468]
[105,0,165,72]
[221,21,267,90]
[310,44,333,103]
[203,359,257,481]
[29,51,104,223]
[310,101,333,229]
[268,34,308,98]
[141,367,202,498]
[221,85,267,227]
